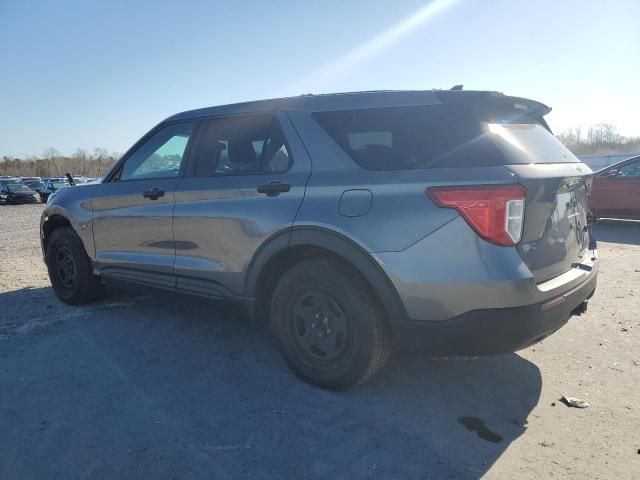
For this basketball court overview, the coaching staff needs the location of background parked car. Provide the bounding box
[22,179,45,194]
[39,178,69,203]
[0,183,39,204]
[591,155,640,220]
[0,177,21,186]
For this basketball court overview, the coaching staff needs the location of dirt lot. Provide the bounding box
[1,204,639,479]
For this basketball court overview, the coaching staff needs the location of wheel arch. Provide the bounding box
[245,227,409,324]
[41,209,94,262]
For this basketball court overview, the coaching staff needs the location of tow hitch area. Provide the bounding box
[572,301,588,316]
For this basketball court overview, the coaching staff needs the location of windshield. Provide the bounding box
[51,182,68,189]
[7,184,33,193]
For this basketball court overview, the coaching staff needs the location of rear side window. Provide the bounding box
[313,105,578,169]
[313,105,497,170]
[191,114,291,177]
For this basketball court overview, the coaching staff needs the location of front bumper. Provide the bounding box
[393,268,597,356]
[7,196,38,204]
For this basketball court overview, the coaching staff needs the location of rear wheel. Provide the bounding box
[270,257,391,390]
[46,226,103,304]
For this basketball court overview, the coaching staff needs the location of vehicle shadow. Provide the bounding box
[0,286,542,479]
[595,219,640,246]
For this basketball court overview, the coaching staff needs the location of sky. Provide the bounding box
[1,0,639,157]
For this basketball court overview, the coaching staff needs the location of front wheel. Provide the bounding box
[270,257,392,390]
[46,226,103,304]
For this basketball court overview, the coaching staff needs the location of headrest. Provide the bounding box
[228,140,256,165]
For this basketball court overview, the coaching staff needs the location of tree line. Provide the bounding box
[2,122,638,177]
[1,148,120,177]
[556,123,640,156]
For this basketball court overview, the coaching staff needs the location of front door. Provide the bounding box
[172,112,311,297]
[92,121,196,287]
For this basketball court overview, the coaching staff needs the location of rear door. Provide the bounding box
[172,112,311,297]
[91,121,196,286]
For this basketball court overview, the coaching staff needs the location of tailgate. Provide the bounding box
[506,163,594,283]
[469,98,596,284]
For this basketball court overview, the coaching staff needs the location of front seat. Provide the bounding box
[227,139,257,174]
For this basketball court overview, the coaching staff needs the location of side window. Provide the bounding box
[262,118,292,173]
[619,159,640,177]
[347,131,392,151]
[117,122,195,181]
[191,114,291,177]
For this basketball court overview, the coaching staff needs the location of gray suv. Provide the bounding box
[41,90,598,390]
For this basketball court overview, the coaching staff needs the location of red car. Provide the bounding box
[591,155,640,220]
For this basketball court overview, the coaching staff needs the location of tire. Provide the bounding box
[270,257,392,390]
[46,226,103,304]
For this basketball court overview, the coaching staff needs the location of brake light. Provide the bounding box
[427,185,526,246]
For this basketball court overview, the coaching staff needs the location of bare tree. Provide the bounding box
[43,148,62,176]
[0,148,119,177]
[557,122,640,155]
[92,147,109,176]
[71,148,89,175]
[587,123,622,147]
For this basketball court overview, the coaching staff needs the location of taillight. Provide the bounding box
[427,185,526,246]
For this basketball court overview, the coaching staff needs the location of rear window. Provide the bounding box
[486,122,579,165]
[312,105,578,170]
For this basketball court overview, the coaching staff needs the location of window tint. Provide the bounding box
[618,159,640,177]
[347,131,392,151]
[313,105,579,169]
[313,105,498,170]
[118,122,194,181]
[192,114,291,177]
[486,122,579,165]
[262,118,291,173]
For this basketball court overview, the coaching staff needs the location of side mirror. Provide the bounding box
[603,169,619,177]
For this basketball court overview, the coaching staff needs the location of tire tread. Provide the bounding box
[46,226,103,304]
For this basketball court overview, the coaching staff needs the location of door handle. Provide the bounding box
[256,181,291,197]
[142,187,165,200]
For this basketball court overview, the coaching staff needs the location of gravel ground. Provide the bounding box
[0,203,638,479]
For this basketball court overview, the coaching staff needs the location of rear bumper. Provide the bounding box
[393,268,597,356]
[377,217,599,321]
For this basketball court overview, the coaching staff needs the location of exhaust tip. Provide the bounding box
[572,301,589,316]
